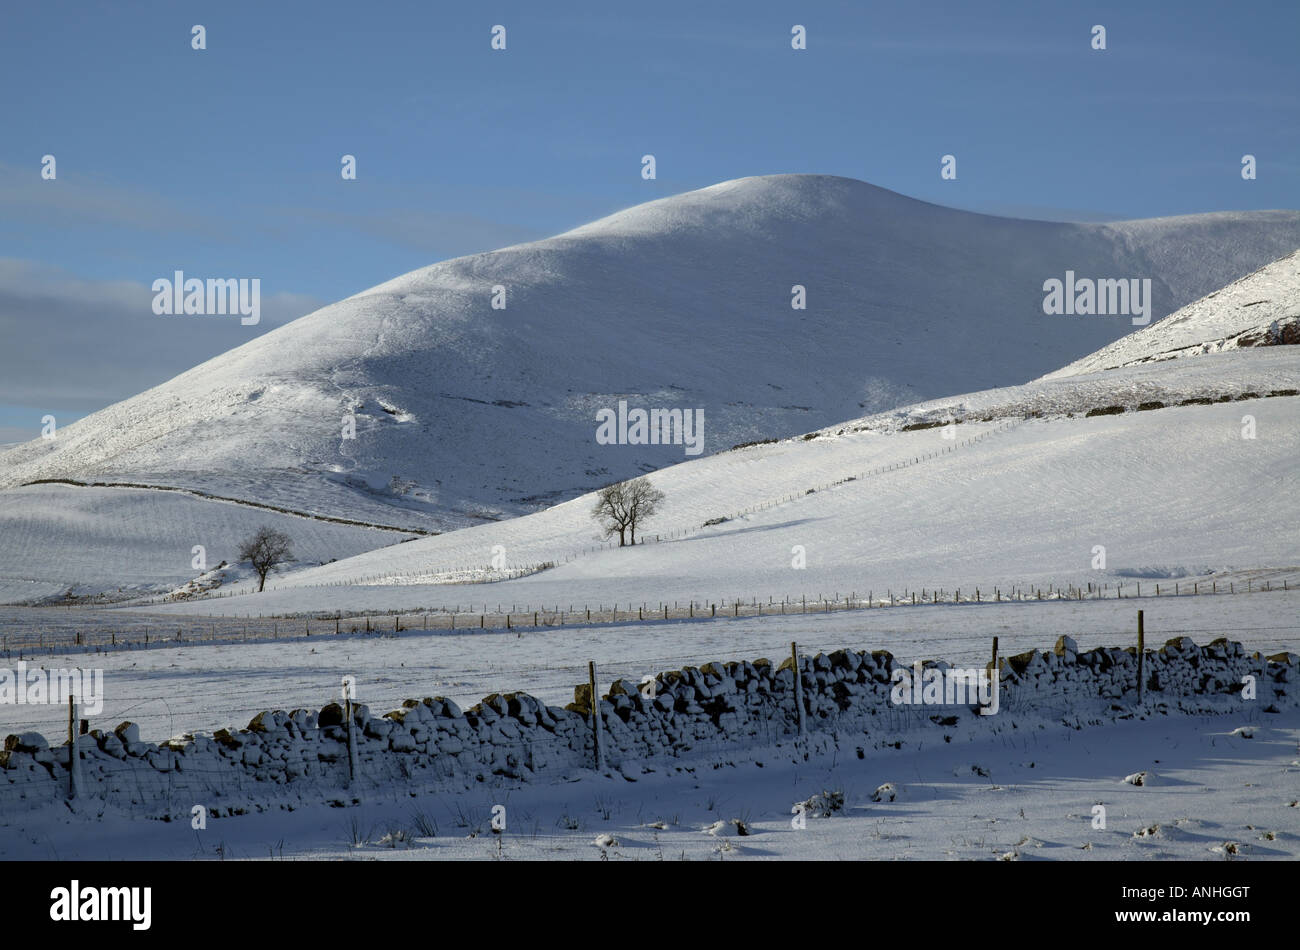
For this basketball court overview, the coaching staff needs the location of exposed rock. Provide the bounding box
[4,733,49,753]
[114,722,141,745]
[872,782,898,803]
[1054,635,1078,659]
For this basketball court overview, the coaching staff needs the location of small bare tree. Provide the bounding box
[239,526,294,592]
[592,477,665,546]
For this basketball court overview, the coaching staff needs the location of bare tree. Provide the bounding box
[239,526,294,592]
[592,477,665,546]
[626,477,665,545]
[592,481,633,546]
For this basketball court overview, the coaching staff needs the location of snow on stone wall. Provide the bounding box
[1,636,1292,818]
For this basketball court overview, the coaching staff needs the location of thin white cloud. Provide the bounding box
[280,206,549,257]
[0,260,322,410]
[0,163,231,238]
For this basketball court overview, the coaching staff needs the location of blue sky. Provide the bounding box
[1,0,1297,439]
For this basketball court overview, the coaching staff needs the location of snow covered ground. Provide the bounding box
[2,588,1295,743]
[5,693,1295,862]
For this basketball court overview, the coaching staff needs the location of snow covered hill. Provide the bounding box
[142,343,1296,618]
[1045,248,1300,378]
[3,175,1298,535]
[135,243,1298,613]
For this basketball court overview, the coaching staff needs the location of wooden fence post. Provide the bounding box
[1136,610,1145,703]
[791,641,806,738]
[344,677,359,787]
[588,661,604,770]
[67,696,82,801]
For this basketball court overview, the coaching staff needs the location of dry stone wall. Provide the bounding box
[1,636,1292,818]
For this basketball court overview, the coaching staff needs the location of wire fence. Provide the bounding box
[3,573,1294,658]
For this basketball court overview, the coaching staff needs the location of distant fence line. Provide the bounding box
[3,576,1293,659]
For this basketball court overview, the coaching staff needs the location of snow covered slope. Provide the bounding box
[146,347,1298,618]
[2,175,1298,533]
[158,247,1300,611]
[0,485,415,605]
[1046,249,1300,378]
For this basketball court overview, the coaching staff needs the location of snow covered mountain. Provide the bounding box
[2,175,1298,536]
